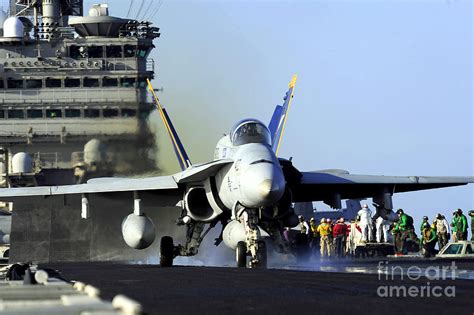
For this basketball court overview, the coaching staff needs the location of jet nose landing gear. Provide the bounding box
[235,240,267,269]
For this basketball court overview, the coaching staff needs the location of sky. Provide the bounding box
[3,0,472,227]
[106,0,472,227]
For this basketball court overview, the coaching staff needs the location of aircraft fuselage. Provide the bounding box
[215,142,286,211]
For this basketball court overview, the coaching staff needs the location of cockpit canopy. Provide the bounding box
[230,119,271,146]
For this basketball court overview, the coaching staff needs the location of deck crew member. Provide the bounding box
[357,204,373,242]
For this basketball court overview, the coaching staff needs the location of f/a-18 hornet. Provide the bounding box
[0,76,472,268]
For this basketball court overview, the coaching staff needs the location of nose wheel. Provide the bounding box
[236,241,247,268]
[235,240,267,269]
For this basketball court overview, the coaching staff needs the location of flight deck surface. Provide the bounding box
[41,262,474,315]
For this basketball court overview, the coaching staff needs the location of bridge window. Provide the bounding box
[46,109,62,118]
[46,78,61,88]
[0,110,4,118]
[84,108,100,118]
[103,77,118,87]
[84,78,99,88]
[25,79,42,89]
[106,46,122,58]
[88,46,103,58]
[137,78,147,88]
[124,45,136,57]
[8,109,24,119]
[121,77,135,88]
[7,79,23,89]
[103,108,118,117]
[121,109,136,117]
[65,109,81,118]
[137,46,149,58]
[27,109,43,118]
[65,78,81,88]
[0,80,4,88]
[70,45,87,59]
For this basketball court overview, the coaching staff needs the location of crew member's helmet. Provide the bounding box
[396,209,404,215]
[321,218,326,223]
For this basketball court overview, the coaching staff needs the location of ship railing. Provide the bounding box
[33,152,61,169]
[0,88,145,104]
[103,58,137,71]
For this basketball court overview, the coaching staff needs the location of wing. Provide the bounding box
[0,159,233,200]
[0,175,179,199]
[269,74,297,156]
[289,171,474,203]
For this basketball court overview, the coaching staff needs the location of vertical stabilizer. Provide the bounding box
[147,79,192,171]
[268,75,297,156]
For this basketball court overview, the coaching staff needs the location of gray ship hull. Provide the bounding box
[10,193,184,263]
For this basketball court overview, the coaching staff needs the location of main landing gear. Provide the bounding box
[159,219,212,267]
[160,236,174,267]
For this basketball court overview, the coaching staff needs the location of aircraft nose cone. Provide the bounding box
[258,179,283,201]
[259,179,272,198]
[240,165,285,208]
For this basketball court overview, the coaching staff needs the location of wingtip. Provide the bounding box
[288,74,298,88]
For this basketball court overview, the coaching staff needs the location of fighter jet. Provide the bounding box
[0,75,472,268]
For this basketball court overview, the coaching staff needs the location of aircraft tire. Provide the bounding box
[256,241,267,269]
[236,241,247,268]
[160,236,174,267]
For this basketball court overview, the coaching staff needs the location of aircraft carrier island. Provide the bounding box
[0,0,166,263]
[0,0,160,178]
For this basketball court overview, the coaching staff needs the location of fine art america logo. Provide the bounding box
[377,261,457,298]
